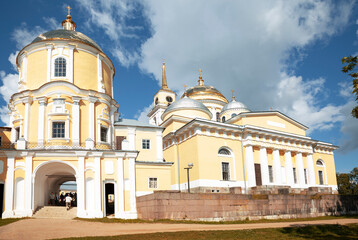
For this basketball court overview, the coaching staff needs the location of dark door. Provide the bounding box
[105,183,115,216]
[255,164,262,186]
[0,184,4,218]
[116,136,126,150]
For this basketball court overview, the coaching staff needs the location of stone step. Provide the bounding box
[33,206,77,219]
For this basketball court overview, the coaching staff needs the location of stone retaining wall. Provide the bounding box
[136,190,358,221]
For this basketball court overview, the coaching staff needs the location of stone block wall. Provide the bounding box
[136,190,358,221]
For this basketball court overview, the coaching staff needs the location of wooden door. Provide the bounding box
[254,164,262,186]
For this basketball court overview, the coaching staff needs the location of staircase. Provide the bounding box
[33,206,77,219]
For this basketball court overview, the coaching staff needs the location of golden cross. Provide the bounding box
[270,107,273,111]
[198,69,202,78]
[232,89,234,97]
[184,84,187,91]
[66,6,72,15]
[162,58,165,64]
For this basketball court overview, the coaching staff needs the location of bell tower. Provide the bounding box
[148,60,176,126]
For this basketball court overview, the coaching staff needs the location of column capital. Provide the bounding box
[37,96,48,105]
[67,44,76,50]
[21,96,33,104]
[72,96,81,105]
[88,96,98,103]
[45,43,54,50]
[75,151,88,157]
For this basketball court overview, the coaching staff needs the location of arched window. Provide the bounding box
[216,112,220,122]
[222,116,226,122]
[218,148,231,155]
[54,57,66,77]
[316,160,324,166]
[231,113,237,118]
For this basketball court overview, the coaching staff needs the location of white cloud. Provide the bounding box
[0,71,18,103]
[134,103,154,123]
[11,23,46,49]
[0,106,10,126]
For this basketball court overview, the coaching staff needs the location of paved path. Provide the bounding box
[1,218,358,240]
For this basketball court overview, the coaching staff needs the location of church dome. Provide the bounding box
[162,96,212,120]
[182,71,228,104]
[222,99,250,113]
[31,29,103,52]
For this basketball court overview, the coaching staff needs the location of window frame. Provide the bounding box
[148,177,158,189]
[15,127,20,141]
[268,165,274,183]
[221,162,230,181]
[304,168,308,185]
[293,167,297,184]
[52,121,66,139]
[52,56,68,79]
[142,139,150,149]
[100,126,108,143]
[318,170,324,185]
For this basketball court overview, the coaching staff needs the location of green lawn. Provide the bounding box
[54,223,358,240]
[0,218,23,227]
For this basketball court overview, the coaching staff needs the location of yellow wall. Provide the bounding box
[313,153,337,186]
[102,62,112,97]
[135,129,157,162]
[26,50,47,89]
[231,114,306,136]
[74,50,98,90]
[136,164,171,192]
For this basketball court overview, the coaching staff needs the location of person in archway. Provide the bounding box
[49,192,55,206]
[65,193,72,210]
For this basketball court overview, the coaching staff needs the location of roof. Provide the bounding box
[31,29,103,52]
[114,118,163,128]
[183,85,228,103]
[162,96,212,119]
[222,99,250,112]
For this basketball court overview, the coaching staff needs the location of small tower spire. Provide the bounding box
[198,69,204,86]
[232,90,236,101]
[184,84,188,97]
[162,59,168,89]
[62,6,76,31]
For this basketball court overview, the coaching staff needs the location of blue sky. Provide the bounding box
[0,0,357,173]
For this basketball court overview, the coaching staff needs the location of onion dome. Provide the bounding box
[31,6,102,52]
[182,70,228,104]
[162,96,212,121]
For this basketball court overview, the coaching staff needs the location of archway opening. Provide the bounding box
[105,183,115,216]
[34,161,76,211]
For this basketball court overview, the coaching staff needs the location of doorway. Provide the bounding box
[0,183,4,218]
[254,164,262,186]
[105,183,114,216]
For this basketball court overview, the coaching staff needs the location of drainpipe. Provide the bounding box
[241,132,247,194]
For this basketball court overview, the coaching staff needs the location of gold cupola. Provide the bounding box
[62,6,77,31]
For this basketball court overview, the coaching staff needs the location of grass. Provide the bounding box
[75,214,358,225]
[54,223,358,240]
[0,218,23,227]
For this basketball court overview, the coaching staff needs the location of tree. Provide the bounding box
[336,167,358,195]
[342,56,358,118]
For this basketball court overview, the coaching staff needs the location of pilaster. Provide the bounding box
[2,155,15,218]
[272,149,282,184]
[307,154,316,185]
[259,147,269,185]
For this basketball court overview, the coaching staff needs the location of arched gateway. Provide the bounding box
[33,161,77,211]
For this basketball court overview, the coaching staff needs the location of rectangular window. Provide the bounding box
[142,139,150,149]
[52,122,65,138]
[100,126,108,142]
[318,170,324,185]
[293,168,297,184]
[148,177,158,188]
[304,168,308,184]
[15,127,20,141]
[222,162,230,181]
[268,165,274,183]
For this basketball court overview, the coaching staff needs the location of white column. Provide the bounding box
[10,112,16,143]
[245,145,256,188]
[307,154,316,186]
[127,127,135,150]
[88,97,97,141]
[24,153,33,216]
[76,153,86,217]
[259,147,269,185]
[37,97,47,146]
[285,151,294,186]
[115,156,125,218]
[97,54,104,93]
[68,45,75,83]
[296,152,305,187]
[3,156,15,218]
[128,157,137,214]
[94,156,102,217]
[72,97,80,146]
[156,130,163,162]
[46,44,53,82]
[23,97,32,141]
[272,149,282,184]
